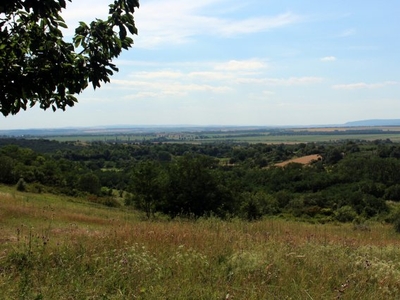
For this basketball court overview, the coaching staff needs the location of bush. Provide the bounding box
[16,178,27,192]
[335,205,357,222]
[30,182,45,193]
[384,184,400,201]
[240,192,280,221]
[241,197,263,221]
[87,195,121,207]
[394,217,400,233]
[388,207,400,233]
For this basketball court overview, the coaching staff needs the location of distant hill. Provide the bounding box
[344,119,400,127]
[2,119,400,137]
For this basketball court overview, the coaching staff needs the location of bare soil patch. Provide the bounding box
[275,154,322,167]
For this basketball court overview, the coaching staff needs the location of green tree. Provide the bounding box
[129,161,165,218]
[0,0,139,116]
[0,155,15,183]
[78,172,100,195]
[162,154,228,218]
[324,147,343,165]
[240,191,279,221]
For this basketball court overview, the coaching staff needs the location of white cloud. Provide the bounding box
[332,81,398,90]
[61,1,303,49]
[114,58,323,95]
[216,12,302,36]
[122,91,160,100]
[112,78,232,98]
[188,72,235,81]
[214,59,267,71]
[236,76,324,86]
[117,59,269,84]
[134,0,303,48]
[133,71,184,79]
[109,58,324,105]
[320,56,336,62]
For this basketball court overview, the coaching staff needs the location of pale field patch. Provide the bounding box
[275,154,322,167]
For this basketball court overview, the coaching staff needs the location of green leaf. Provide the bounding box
[127,23,137,35]
[58,21,68,29]
[0,0,138,116]
[73,36,82,48]
[119,25,127,39]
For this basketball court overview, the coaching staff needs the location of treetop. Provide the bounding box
[0,0,139,116]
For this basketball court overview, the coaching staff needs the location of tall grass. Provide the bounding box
[1,187,400,299]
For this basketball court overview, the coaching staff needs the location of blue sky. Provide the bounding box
[2,0,400,129]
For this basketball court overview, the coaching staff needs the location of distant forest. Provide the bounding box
[2,137,400,223]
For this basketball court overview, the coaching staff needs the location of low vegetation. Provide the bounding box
[2,133,400,298]
[1,188,400,299]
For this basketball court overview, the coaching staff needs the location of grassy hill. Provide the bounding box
[1,185,400,299]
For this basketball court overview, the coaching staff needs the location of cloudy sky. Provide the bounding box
[2,0,400,129]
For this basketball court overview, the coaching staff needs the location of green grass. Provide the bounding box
[1,186,400,299]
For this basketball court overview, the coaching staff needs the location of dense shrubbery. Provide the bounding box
[1,138,400,222]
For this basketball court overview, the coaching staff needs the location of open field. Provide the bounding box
[275,154,322,167]
[1,186,400,299]
[29,132,400,144]
[5,125,400,144]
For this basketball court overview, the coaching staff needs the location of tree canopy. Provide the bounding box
[0,0,139,116]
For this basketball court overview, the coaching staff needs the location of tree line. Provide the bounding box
[2,138,400,222]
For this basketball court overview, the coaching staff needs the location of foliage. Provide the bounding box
[335,205,357,222]
[78,172,100,195]
[0,154,14,183]
[160,154,232,218]
[384,184,400,201]
[16,177,27,191]
[0,0,139,116]
[240,191,279,220]
[393,217,400,233]
[129,160,165,218]
[0,138,400,221]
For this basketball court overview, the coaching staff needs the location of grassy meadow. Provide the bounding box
[1,186,400,299]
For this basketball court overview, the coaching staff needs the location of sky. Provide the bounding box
[2,0,400,129]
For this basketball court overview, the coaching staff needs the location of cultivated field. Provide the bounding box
[18,126,400,143]
[1,186,400,299]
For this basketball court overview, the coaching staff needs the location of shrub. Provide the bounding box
[335,205,357,222]
[394,217,400,233]
[384,184,400,201]
[241,197,262,221]
[87,195,121,207]
[16,178,27,192]
[30,182,45,193]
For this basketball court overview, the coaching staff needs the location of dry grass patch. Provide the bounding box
[2,188,400,299]
[275,154,322,167]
